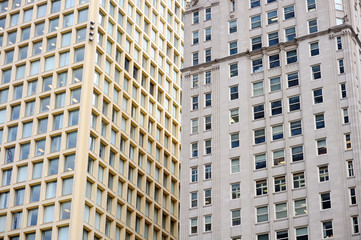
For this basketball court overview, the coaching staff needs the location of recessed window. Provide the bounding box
[293,173,305,188]
[310,42,319,56]
[285,27,296,41]
[311,65,321,79]
[267,10,278,24]
[229,20,237,33]
[252,36,262,50]
[251,15,261,29]
[256,206,268,222]
[284,5,295,19]
[286,50,297,64]
[308,19,318,33]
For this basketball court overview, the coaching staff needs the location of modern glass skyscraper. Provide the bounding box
[181,0,361,239]
[0,0,184,239]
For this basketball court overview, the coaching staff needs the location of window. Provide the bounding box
[205,7,211,20]
[204,189,211,205]
[321,193,331,209]
[231,133,240,148]
[253,58,263,73]
[269,77,281,92]
[190,218,197,234]
[315,113,325,129]
[231,158,240,173]
[254,129,265,144]
[285,27,296,42]
[251,0,260,8]
[62,178,74,196]
[308,19,318,33]
[335,0,343,10]
[191,167,198,182]
[269,54,280,68]
[272,125,283,140]
[294,199,307,216]
[271,100,282,115]
[340,83,347,98]
[230,109,239,124]
[205,140,211,155]
[192,52,198,66]
[274,176,286,192]
[307,0,316,11]
[315,139,327,155]
[229,20,237,33]
[289,96,300,111]
[192,96,198,110]
[192,11,199,24]
[275,203,287,219]
[30,184,41,202]
[273,150,285,166]
[204,93,211,107]
[352,216,359,234]
[268,32,279,46]
[49,17,59,32]
[60,201,71,219]
[350,188,357,204]
[12,212,22,230]
[192,32,198,45]
[256,206,268,222]
[191,119,198,134]
[255,154,266,169]
[27,208,38,226]
[252,36,262,50]
[205,28,211,41]
[191,143,198,158]
[284,5,295,19]
[293,173,305,188]
[310,42,319,56]
[311,65,321,79]
[256,180,267,196]
[267,10,278,24]
[205,49,211,62]
[319,166,329,182]
[205,71,211,84]
[190,192,197,208]
[287,72,299,87]
[253,81,264,96]
[296,227,308,240]
[231,183,240,199]
[78,8,88,23]
[230,63,238,77]
[286,50,297,64]
[230,86,239,100]
[323,221,333,238]
[254,104,264,119]
[313,89,323,104]
[67,131,77,148]
[231,209,241,226]
[251,15,261,29]
[337,36,342,50]
[15,188,25,206]
[276,231,288,240]
[338,59,344,73]
[348,160,354,177]
[229,41,238,55]
[204,216,211,232]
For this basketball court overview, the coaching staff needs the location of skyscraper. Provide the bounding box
[0,0,183,239]
[181,0,361,239]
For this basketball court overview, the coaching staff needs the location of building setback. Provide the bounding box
[0,0,184,239]
[181,0,361,239]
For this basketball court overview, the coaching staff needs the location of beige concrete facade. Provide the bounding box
[181,0,361,239]
[0,0,183,239]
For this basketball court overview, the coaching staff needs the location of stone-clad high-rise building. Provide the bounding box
[0,0,183,239]
[181,0,361,239]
